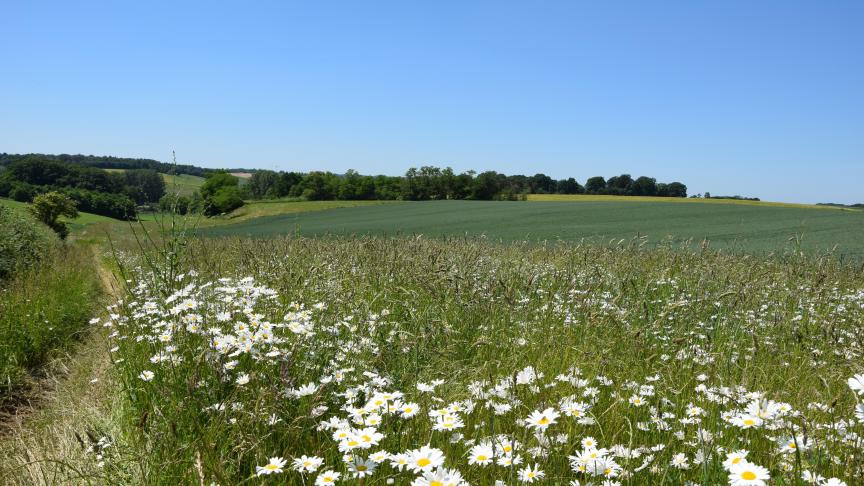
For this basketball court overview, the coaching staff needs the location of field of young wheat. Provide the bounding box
[31,234,852,486]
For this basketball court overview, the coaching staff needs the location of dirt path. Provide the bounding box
[0,248,123,484]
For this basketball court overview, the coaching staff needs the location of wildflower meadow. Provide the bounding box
[67,236,864,485]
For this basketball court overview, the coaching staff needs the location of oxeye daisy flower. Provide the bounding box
[411,467,465,486]
[389,453,410,471]
[369,450,389,463]
[408,445,445,472]
[823,478,847,486]
[139,370,155,381]
[847,374,864,395]
[400,402,420,417]
[526,408,560,430]
[315,470,341,485]
[496,454,523,467]
[255,456,287,476]
[730,414,762,429]
[348,456,376,478]
[468,444,494,466]
[723,450,749,471]
[670,452,689,469]
[292,455,323,473]
[518,464,545,483]
[855,403,864,423]
[728,461,770,486]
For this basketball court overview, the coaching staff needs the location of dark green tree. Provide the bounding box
[585,176,607,194]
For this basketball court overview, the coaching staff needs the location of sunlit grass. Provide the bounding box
[210,199,403,224]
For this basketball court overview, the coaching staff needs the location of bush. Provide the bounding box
[159,193,192,215]
[205,186,244,216]
[30,191,79,240]
[0,205,57,280]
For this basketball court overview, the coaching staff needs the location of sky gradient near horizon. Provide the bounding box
[1,1,862,203]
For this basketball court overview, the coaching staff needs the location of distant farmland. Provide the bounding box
[199,200,864,258]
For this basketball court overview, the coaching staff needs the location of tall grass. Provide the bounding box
[72,235,864,485]
[0,246,103,403]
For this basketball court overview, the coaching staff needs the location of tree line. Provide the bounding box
[1,154,689,219]
[241,166,687,201]
[0,156,166,219]
[0,153,212,178]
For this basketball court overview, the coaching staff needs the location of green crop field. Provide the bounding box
[199,200,864,258]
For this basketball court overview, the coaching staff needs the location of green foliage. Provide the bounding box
[0,152,212,178]
[207,187,244,216]
[201,173,245,216]
[158,193,193,215]
[121,169,167,204]
[0,247,102,402]
[60,187,136,220]
[0,205,57,280]
[0,156,142,218]
[200,172,239,199]
[218,166,686,204]
[30,191,79,240]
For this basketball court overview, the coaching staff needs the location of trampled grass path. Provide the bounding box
[0,250,125,485]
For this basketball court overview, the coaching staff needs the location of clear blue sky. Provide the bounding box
[2,1,862,203]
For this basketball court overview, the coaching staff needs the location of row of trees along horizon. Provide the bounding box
[0,153,687,218]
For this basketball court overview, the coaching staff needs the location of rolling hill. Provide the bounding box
[199,198,864,258]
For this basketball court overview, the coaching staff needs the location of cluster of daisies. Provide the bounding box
[97,263,864,485]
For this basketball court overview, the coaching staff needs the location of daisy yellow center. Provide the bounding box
[357,465,367,471]
[477,455,487,461]
[303,461,312,466]
[417,458,431,467]
[538,416,550,425]
[503,446,512,452]
[324,476,334,481]
[604,468,612,475]
[732,457,742,464]
[742,471,757,480]
[527,472,536,478]
[347,440,359,447]
[744,419,755,426]
[431,482,444,486]
[404,408,413,413]
[265,464,279,470]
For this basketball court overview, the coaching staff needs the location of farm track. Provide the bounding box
[0,248,121,483]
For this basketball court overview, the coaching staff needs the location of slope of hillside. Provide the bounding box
[199,199,864,257]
